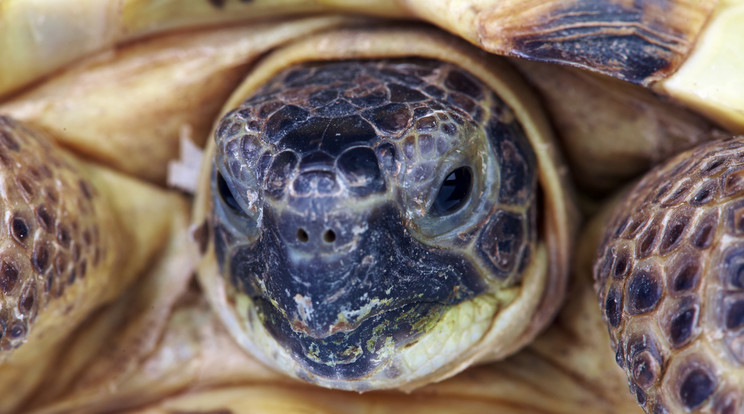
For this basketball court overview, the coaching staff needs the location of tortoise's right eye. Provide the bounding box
[217,172,242,212]
[430,166,472,217]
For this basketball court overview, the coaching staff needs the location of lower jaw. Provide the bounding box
[256,299,447,379]
[232,291,501,390]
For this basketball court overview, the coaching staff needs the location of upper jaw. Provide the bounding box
[228,202,488,378]
[255,295,447,379]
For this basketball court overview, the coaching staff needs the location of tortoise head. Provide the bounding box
[209,59,541,389]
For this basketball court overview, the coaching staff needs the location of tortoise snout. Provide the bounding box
[294,226,337,245]
[271,199,362,257]
[292,170,339,197]
[288,220,342,253]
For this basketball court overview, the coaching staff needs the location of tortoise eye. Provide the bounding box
[430,167,472,216]
[217,172,242,212]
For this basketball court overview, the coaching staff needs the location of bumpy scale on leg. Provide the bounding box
[0,115,103,352]
[596,136,744,413]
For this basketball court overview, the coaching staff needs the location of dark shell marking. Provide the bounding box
[595,137,744,413]
[487,0,713,85]
[211,59,537,380]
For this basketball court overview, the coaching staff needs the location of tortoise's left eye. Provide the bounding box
[217,172,242,212]
[430,166,472,216]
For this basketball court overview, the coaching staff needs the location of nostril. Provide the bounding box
[297,228,309,243]
[323,229,336,243]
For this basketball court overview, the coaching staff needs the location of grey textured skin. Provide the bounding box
[210,59,537,380]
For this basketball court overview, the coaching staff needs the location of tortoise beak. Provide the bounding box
[258,200,397,339]
[224,200,487,377]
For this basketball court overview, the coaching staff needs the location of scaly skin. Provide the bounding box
[0,117,189,412]
[596,137,744,413]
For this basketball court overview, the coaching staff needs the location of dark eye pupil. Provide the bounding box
[430,167,472,216]
[217,172,242,212]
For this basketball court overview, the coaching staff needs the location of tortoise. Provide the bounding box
[0,0,741,413]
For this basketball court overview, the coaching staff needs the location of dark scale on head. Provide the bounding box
[389,83,427,102]
[363,104,411,133]
[447,92,477,115]
[316,98,357,117]
[211,59,537,381]
[444,69,484,99]
[265,151,298,200]
[478,210,531,280]
[264,105,310,142]
[337,147,385,197]
[487,109,536,205]
[320,115,377,154]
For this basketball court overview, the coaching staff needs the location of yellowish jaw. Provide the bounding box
[232,290,502,391]
[199,246,546,392]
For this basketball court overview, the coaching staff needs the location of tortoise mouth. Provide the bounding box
[220,203,489,380]
[283,297,436,339]
[254,295,447,379]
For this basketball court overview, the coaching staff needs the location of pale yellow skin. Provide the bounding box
[0,1,741,413]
